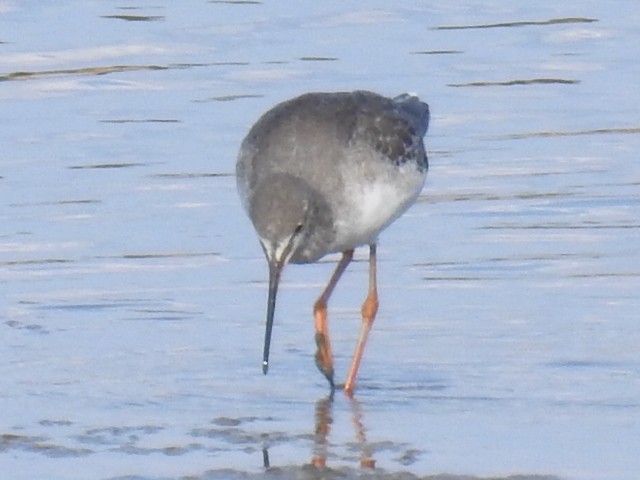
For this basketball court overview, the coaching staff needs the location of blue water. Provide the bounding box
[2,1,639,479]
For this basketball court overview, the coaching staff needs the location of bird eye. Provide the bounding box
[294,223,304,235]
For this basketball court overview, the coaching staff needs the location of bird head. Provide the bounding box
[249,174,324,374]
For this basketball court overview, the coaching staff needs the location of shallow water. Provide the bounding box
[1,1,639,480]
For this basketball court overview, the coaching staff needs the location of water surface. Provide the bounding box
[1,1,639,479]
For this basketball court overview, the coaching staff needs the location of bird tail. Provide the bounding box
[394,93,430,137]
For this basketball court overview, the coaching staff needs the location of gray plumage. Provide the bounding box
[237,90,430,264]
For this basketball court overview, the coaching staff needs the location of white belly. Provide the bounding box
[331,167,425,251]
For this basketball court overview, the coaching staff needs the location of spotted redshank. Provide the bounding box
[236,90,430,394]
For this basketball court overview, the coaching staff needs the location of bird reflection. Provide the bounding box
[311,393,375,469]
[261,394,375,470]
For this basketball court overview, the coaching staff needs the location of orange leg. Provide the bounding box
[314,249,354,389]
[344,244,379,396]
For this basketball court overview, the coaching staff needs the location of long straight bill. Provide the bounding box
[263,259,282,374]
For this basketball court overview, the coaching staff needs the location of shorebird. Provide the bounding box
[236,90,430,394]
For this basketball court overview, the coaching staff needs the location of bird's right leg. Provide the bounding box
[314,249,354,390]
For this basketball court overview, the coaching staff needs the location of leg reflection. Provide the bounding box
[310,393,375,469]
[311,393,334,468]
[348,396,375,469]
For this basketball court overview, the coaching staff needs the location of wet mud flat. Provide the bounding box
[1,426,561,480]
[2,398,566,480]
[189,468,560,480]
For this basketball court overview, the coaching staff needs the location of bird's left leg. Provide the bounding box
[344,244,379,396]
[314,249,354,390]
